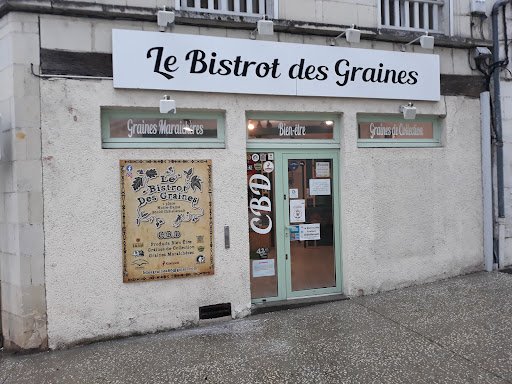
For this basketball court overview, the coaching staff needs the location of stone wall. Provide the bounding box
[1,0,487,39]
[0,12,47,351]
[0,0,492,350]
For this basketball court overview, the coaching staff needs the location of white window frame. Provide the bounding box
[378,0,451,35]
[175,0,279,19]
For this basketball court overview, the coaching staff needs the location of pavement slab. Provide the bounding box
[355,272,512,382]
[1,272,511,383]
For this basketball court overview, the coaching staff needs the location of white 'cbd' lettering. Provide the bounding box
[249,174,271,195]
[248,173,272,234]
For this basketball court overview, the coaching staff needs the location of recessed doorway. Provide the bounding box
[247,149,341,302]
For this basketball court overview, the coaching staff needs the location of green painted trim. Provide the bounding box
[274,152,288,301]
[357,115,438,123]
[246,112,341,144]
[101,108,225,148]
[102,142,226,149]
[247,111,340,120]
[286,286,342,298]
[247,142,340,150]
[357,141,441,148]
[251,296,286,304]
[356,115,442,148]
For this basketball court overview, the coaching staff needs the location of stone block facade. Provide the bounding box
[0,11,47,350]
[0,0,498,350]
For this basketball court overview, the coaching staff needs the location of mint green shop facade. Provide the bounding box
[0,0,490,350]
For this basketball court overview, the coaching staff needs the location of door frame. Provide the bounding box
[282,151,342,299]
[248,148,342,303]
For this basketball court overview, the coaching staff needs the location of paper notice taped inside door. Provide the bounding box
[316,162,330,177]
[309,179,331,196]
[299,223,321,241]
[290,199,305,223]
[252,259,275,277]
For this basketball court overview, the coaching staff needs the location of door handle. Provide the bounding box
[285,226,296,238]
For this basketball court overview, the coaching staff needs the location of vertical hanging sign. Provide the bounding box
[120,159,213,282]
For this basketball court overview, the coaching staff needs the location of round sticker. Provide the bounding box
[289,161,299,171]
[251,153,260,162]
[263,161,274,173]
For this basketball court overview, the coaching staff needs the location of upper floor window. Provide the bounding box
[379,0,448,34]
[175,0,278,18]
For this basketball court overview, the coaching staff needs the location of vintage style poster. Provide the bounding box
[120,159,213,282]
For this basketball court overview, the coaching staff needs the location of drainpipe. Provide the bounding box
[482,92,493,272]
[449,0,454,36]
[491,0,510,268]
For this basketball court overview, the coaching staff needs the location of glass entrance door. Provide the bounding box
[248,150,341,301]
[285,155,338,296]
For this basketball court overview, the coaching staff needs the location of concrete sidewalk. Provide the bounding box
[2,272,512,384]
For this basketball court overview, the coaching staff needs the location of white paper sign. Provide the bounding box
[290,199,306,223]
[289,188,299,199]
[299,223,321,241]
[309,179,331,195]
[112,30,440,101]
[316,162,330,177]
[252,259,275,277]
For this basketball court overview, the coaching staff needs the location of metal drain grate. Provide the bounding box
[199,303,231,319]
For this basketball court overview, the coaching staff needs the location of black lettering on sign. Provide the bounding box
[147,47,179,79]
[333,60,421,87]
[288,59,328,81]
[184,49,282,78]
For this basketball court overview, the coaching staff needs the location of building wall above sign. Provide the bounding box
[112,30,440,102]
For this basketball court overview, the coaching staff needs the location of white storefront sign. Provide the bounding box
[112,30,440,101]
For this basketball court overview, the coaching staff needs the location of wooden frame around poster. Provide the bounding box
[120,159,213,282]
